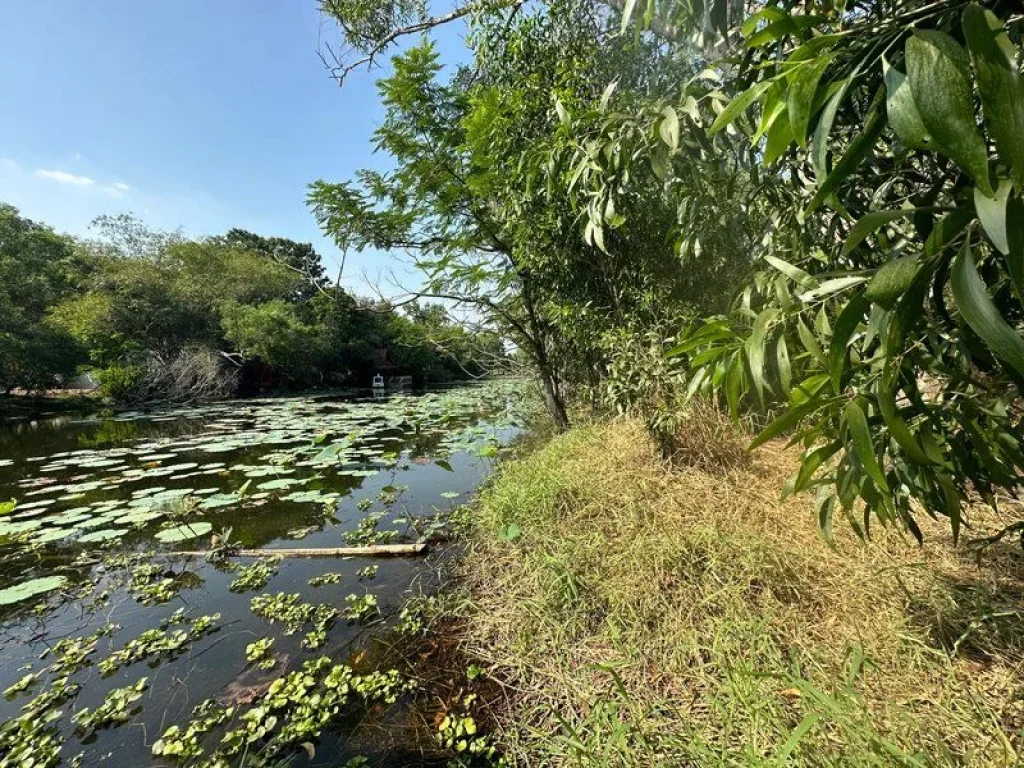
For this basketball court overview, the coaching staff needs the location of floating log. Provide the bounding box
[175,543,427,558]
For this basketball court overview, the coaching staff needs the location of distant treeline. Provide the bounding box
[0,203,504,402]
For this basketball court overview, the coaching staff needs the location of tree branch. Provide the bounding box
[321,0,529,85]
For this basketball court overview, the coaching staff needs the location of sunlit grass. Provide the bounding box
[457,417,1024,766]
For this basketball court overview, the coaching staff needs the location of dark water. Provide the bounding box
[0,383,522,767]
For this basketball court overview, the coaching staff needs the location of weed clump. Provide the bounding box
[649,395,749,473]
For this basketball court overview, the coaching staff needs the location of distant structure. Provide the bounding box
[66,372,101,392]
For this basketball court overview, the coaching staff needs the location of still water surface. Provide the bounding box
[0,383,521,767]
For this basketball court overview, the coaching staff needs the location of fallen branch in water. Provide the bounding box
[173,543,428,559]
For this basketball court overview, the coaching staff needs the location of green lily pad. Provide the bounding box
[0,519,43,537]
[199,494,238,509]
[0,575,68,605]
[32,528,74,544]
[115,510,165,525]
[78,528,128,543]
[257,477,308,491]
[155,522,212,543]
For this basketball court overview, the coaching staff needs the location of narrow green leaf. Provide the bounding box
[724,353,744,417]
[842,209,916,257]
[875,373,930,464]
[805,87,887,215]
[619,0,638,34]
[797,318,825,365]
[952,237,1024,380]
[1005,197,1024,307]
[906,31,993,197]
[937,474,963,543]
[974,179,1013,255]
[763,109,794,165]
[746,17,799,49]
[816,493,837,543]
[794,441,841,494]
[746,310,773,401]
[554,97,570,126]
[883,58,929,149]
[764,254,815,287]
[742,6,787,37]
[790,373,830,405]
[753,84,786,145]
[811,76,851,183]
[749,394,833,450]
[828,291,868,393]
[788,55,834,148]
[845,398,888,492]
[709,80,775,136]
[962,4,1024,189]
[776,334,791,394]
[925,207,974,257]
[778,713,822,762]
[599,80,618,112]
[798,276,869,303]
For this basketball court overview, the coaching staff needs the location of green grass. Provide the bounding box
[455,418,1024,766]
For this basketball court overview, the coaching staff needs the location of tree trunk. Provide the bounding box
[537,358,570,431]
[518,274,570,432]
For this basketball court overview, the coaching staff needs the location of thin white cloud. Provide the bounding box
[70,152,84,161]
[104,181,131,197]
[35,168,95,187]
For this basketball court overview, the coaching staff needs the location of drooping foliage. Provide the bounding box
[312,0,751,429]
[318,0,1024,541]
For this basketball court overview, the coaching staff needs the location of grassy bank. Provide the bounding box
[455,418,1024,766]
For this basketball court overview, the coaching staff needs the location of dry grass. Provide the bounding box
[652,395,750,473]
[457,416,1024,766]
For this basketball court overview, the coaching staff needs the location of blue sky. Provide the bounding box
[0,1,467,294]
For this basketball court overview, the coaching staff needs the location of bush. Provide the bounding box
[97,364,147,403]
[98,349,237,404]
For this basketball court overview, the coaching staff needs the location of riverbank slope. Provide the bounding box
[456,418,1023,765]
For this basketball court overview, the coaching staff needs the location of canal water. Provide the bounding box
[0,382,522,767]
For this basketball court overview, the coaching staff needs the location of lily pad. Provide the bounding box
[257,477,308,491]
[32,528,74,544]
[155,522,212,543]
[0,519,43,537]
[78,528,128,543]
[0,576,68,605]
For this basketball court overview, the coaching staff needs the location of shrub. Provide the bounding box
[97,364,146,403]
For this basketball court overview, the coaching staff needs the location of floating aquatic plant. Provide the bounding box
[0,575,67,606]
[154,521,212,543]
[343,593,378,623]
[71,677,148,732]
[245,638,276,670]
[308,572,342,587]
[229,556,281,593]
